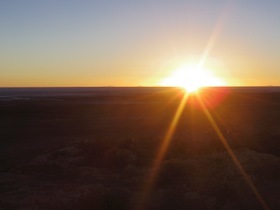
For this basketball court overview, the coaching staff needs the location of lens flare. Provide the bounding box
[135,92,190,210]
[160,64,225,93]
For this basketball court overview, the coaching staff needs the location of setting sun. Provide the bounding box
[159,64,226,93]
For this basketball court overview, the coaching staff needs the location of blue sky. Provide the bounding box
[1,0,280,86]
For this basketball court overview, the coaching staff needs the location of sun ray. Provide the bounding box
[198,0,233,68]
[135,92,190,210]
[196,94,270,210]
[136,2,240,210]
[159,64,225,93]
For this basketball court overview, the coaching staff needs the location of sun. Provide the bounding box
[159,64,225,93]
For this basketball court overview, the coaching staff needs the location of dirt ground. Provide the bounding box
[0,87,279,209]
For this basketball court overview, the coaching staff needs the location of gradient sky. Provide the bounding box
[1,0,280,87]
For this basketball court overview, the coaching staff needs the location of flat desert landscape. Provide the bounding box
[0,87,279,210]
[2,1,280,210]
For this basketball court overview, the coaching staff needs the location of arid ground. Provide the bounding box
[0,87,279,210]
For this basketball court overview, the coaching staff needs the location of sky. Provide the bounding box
[1,0,280,87]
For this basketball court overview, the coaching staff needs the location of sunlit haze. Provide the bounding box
[159,63,226,92]
[1,1,279,208]
[1,0,280,87]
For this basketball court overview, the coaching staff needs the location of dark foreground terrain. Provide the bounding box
[0,87,280,210]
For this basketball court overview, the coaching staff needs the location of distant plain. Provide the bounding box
[0,87,280,210]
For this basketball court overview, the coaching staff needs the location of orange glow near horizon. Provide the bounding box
[159,63,226,93]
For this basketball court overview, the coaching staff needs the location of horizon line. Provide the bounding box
[0,85,278,89]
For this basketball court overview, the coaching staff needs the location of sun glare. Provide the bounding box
[160,64,225,93]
